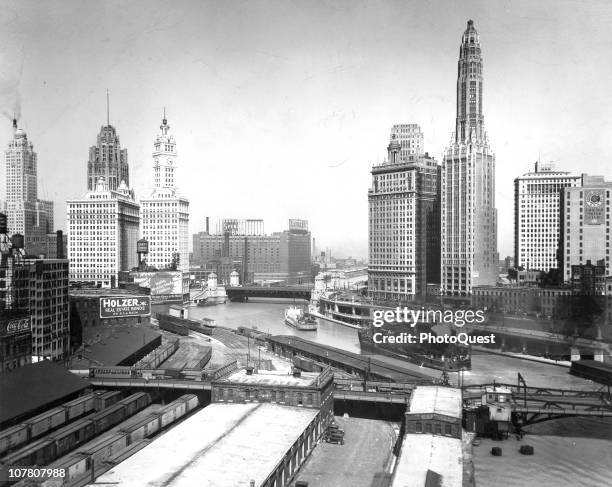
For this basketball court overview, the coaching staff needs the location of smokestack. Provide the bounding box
[56,230,64,259]
[206,217,209,234]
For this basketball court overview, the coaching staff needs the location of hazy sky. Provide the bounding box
[1,0,612,258]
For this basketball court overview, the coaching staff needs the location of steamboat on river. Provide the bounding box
[316,291,471,371]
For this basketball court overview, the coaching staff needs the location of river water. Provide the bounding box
[177,299,612,486]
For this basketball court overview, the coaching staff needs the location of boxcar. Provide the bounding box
[42,452,90,486]
[62,393,96,421]
[91,404,126,433]
[94,391,123,411]
[78,432,128,467]
[52,418,96,458]
[181,394,200,413]
[158,315,189,336]
[1,437,55,467]
[0,424,29,456]
[25,407,68,439]
[122,414,161,444]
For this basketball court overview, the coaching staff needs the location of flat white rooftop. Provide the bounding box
[89,403,318,487]
[408,386,462,419]
[218,369,319,387]
[392,434,462,487]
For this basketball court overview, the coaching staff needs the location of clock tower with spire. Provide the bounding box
[140,111,190,274]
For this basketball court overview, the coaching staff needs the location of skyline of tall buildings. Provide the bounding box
[1,18,610,296]
[441,19,498,296]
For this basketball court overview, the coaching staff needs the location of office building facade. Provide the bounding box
[192,220,311,284]
[3,119,54,255]
[67,178,140,288]
[514,162,581,272]
[368,129,441,301]
[560,175,612,282]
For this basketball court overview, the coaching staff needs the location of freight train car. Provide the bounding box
[0,425,29,458]
[135,340,180,369]
[94,391,124,411]
[26,395,198,487]
[78,432,128,468]
[157,315,190,336]
[0,393,151,475]
[62,394,96,422]
[0,393,97,458]
[24,407,68,439]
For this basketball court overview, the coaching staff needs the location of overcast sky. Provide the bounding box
[1,0,612,259]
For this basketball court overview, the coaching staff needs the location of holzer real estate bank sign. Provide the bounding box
[99,296,151,319]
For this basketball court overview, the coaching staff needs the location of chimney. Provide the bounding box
[205,216,209,234]
[56,230,64,259]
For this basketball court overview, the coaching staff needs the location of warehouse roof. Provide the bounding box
[0,361,90,426]
[408,386,462,419]
[90,403,318,487]
[217,369,319,387]
[392,434,463,487]
[70,327,160,368]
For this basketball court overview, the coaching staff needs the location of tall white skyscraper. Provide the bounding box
[140,113,189,272]
[67,177,140,287]
[441,20,498,297]
[514,162,581,273]
[3,119,54,253]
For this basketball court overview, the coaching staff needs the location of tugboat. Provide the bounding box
[284,306,318,331]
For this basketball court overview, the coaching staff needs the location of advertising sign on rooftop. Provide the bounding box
[100,296,151,319]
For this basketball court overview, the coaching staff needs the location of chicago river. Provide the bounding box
[184,299,612,487]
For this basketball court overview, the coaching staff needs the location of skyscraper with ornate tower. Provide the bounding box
[441,20,498,297]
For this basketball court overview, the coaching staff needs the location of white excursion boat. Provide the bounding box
[284,306,318,331]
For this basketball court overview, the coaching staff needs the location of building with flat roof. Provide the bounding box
[0,360,89,428]
[212,367,334,416]
[391,434,462,487]
[90,402,323,487]
[67,177,140,288]
[514,162,581,272]
[192,220,311,284]
[5,256,70,361]
[560,175,612,282]
[405,386,462,439]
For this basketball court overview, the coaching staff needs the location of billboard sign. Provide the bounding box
[0,316,31,336]
[100,296,151,318]
[130,271,188,303]
[288,219,309,233]
[584,189,605,225]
